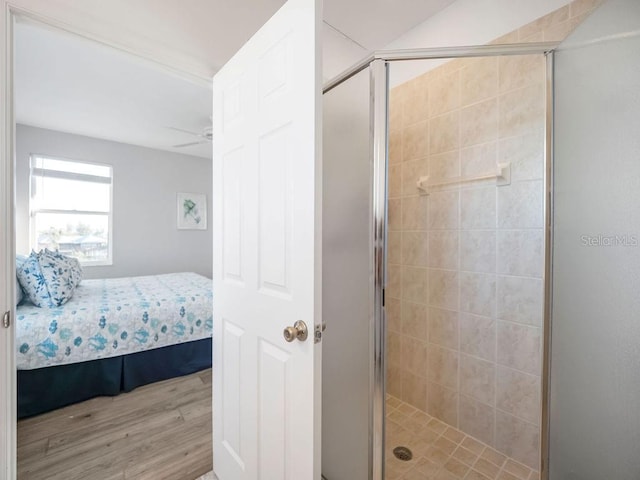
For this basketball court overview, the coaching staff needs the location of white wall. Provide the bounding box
[389,0,572,49]
[387,0,573,85]
[15,124,213,279]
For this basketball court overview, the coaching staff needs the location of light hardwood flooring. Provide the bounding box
[18,368,213,480]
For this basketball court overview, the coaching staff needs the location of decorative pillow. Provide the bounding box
[69,256,83,286]
[16,250,77,308]
[44,249,83,287]
[15,283,22,305]
[15,255,27,306]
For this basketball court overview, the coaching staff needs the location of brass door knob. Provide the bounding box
[283,320,308,342]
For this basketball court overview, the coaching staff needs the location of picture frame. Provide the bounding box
[177,192,207,230]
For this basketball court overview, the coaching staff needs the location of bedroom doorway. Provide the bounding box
[11,13,215,480]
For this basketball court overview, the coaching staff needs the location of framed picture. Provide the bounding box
[177,192,207,230]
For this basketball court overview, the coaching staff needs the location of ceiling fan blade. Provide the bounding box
[166,126,202,137]
[172,140,209,148]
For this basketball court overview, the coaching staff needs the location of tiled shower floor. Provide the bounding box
[385,396,540,480]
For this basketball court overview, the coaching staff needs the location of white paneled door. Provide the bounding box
[211,0,322,479]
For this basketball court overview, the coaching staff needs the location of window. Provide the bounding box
[30,155,113,265]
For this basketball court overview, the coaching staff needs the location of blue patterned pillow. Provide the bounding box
[15,282,22,305]
[16,250,77,308]
[15,255,27,305]
[44,249,83,287]
[69,256,83,286]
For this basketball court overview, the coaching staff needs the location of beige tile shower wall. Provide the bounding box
[386,0,602,469]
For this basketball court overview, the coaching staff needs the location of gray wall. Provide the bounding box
[16,124,212,279]
[322,68,372,479]
[549,0,640,478]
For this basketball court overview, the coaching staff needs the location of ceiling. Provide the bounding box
[14,0,457,159]
[15,21,215,158]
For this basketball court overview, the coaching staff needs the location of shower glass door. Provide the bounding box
[385,52,548,479]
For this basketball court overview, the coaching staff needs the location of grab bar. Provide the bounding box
[416,162,511,195]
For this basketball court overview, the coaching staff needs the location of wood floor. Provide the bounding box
[17,369,213,480]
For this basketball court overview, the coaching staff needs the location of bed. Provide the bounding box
[16,271,213,418]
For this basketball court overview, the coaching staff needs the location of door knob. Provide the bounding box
[283,320,308,342]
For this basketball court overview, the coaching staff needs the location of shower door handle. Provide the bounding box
[283,320,308,342]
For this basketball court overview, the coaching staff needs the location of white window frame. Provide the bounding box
[29,154,114,266]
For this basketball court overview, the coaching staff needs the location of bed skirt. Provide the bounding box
[17,337,212,419]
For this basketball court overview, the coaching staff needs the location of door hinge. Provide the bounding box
[2,311,10,328]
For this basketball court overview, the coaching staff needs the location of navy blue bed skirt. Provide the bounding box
[17,337,212,419]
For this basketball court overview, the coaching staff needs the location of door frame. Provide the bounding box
[0,4,16,479]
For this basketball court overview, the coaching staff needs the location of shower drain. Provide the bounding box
[392,446,413,461]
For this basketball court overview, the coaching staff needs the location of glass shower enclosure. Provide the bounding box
[322,42,555,480]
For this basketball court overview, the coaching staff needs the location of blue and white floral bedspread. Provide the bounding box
[16,272,213,370]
